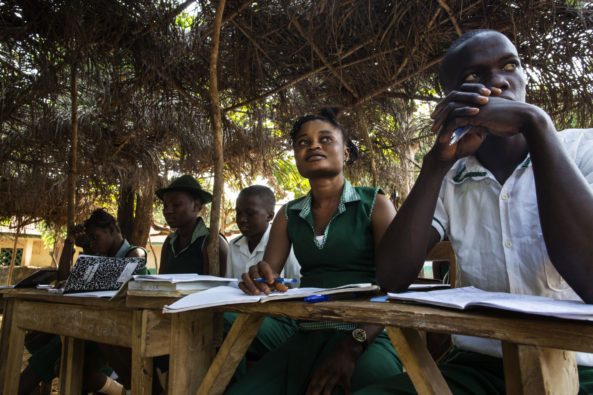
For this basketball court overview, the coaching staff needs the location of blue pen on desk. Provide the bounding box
[304,295,329,303]
[254,277,297,284]
[449,125,471,146]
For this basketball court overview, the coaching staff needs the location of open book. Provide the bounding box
[387,286,593,321]
[163,283,379,313]
[128,273,238,296]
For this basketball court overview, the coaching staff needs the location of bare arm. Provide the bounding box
[520,111,593,303]
[125,248,146,258]
[376,84,493,293]
[376,156,449,293]
[239,205,291,295]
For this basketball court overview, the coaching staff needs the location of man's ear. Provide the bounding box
[267,210,275,222]
[193,199,203,214]
[344,146,350,163]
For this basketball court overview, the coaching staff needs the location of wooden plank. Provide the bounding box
[140,309,171,357]
[502,342,578,395]
[218,301,593,353]
[168,310,215,395]
[59,336,85,395]
[2,299,25,395]
[126,295,178,309]
[0,297,14,385]
[197,313,266,395]
[2,289,129,309]
[13,300,132,347]
[386,326,452,395]
[131,310,154,395]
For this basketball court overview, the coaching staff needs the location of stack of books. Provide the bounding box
[128,273,239,297]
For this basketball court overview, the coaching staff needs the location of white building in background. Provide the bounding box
[0,224,166,273]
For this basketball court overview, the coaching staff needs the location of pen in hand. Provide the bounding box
[449,126,471,146]
[254,277,297,284]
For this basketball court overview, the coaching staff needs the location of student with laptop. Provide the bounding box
[19,209,146,395]
[355,29,593,393]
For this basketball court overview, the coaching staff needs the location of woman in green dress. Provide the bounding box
[229,107,403,395]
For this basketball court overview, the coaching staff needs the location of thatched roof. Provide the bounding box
[1,0,592,224]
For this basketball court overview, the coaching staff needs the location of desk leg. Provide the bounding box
[0,298,15,387]
[2,299,24,395]
[59,336,85,395]
[131,310,153,395]
[168,310,215,395]
[197,313,265,395]
[386,327,452,395]
[502,342,578,395]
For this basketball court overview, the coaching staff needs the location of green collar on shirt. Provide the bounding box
[288,179,360,249]
[452,156,531,183]
[169,217,209,256]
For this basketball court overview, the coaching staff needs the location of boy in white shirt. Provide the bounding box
[227,185,301,284]
[224,185,301,380]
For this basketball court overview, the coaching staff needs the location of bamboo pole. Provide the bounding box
[6,218,22,285]
[67,61,78,229]
[206,0,227,277]
[58,59,78,279]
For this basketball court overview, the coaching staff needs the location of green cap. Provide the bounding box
[155,175,213,204]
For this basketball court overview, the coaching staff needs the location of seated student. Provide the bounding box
[224,185,301,378]
[357,29,593,394]
[156,174,228,275]
[84,208,147,262]
[20,209,146,395]
[227,185,301,283]
[153,175,228,388]
[227,107,403,395]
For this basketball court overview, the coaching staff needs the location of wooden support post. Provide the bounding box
[502,342,578,395]
[386,326,452,395]
[131,310,154,394]
[197,313,266,395]
[6,220,22,285]
[1,299,20,394]
[168,311,215,395]
[59,336,85,395]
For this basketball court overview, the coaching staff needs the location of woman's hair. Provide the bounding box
[84,208,120,232]
[289,106,359,165]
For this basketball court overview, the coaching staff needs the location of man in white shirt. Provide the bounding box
[360,29,593,394]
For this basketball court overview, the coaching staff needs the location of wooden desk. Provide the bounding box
[198,299,589,395]
[0,289,214,395]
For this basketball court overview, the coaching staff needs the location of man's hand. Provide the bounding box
[305,335,362,395]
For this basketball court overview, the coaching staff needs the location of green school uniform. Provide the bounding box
[351,347,593,395]
[225,179,403,395]
[164,217,209,274]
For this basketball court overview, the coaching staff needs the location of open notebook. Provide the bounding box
[63,254,146,294]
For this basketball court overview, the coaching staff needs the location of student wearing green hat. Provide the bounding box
[156,174,228,275]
